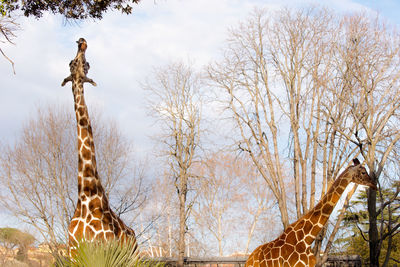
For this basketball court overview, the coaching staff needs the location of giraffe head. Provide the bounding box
[76,38,88,52]
[346,158,377,190]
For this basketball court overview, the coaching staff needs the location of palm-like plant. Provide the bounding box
[55,238,161,267]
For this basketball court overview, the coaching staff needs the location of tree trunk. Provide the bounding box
[177,183,187,267]
[368,187,379,267]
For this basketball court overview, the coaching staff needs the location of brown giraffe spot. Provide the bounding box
[300,253,307,263]
[308,254,316,266]
[340,179,348,187]
[286,231,297,244]
[84,137,91,148]
[81,146,91,161]
[283,261,290,267]
[92,208,102,219]
[89,197,101,211]
[310,214,320,225]
[322,203,333,214]
[331,191,340,202]
[81,204,87,218]
[311,225,320,237]
[83,179,97,196]
[288,252,299,266]
[77,107,85,117]
[275,238,284,247]
[90,219,101,230]
[295,229,304,241]
[80,128,88,140]
[281,244,294,258]
[76,220,84,236]
[303,220,313,234]
[255,250,262,259]
[69,220,78,232]
[264,250,271,259]
[103,212,112,224]
[295,240,306,252]
[103,221,110,231]
[86,213,92,222]
[260,260,266,267]
[272,259,279,267]
[293,220,305,231]
[83,164,94,177]
[294,262,305,267]
[310,208,321,223]
[271,247,279,258]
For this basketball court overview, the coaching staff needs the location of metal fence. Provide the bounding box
[323,255,361,267]
[152,255,362,267]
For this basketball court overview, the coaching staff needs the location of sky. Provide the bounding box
[0,0,399,232]
[1,0,400,154]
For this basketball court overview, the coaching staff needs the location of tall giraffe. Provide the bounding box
[245,159,377,267]
[62,38,137,250]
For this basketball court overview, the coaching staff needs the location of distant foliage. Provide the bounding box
[0,0,140,19]
[0,227,35,248]
[0,227,35,262]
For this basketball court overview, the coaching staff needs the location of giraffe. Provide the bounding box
[62,38,137,251]
[245,158,377,267]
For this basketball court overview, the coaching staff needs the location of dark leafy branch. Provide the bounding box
[1,0,140,20]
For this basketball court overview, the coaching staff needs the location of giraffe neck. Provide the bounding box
[72,80,102,198]
[291,170,351,247]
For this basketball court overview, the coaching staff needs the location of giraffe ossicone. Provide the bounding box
[62,38,137,252]
[245,158,377,267]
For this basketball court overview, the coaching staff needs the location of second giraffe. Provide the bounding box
[245,158,377,267]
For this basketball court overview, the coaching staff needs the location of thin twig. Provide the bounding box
[0,47,15,74]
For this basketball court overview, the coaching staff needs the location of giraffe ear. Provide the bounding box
[353,158,360,166]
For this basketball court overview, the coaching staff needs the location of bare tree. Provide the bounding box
[207,7,363,264]
[192,152,243,256]
[143,170,180,257]
[192,152,277,256]
[144,61,203,267]
[334,13,400,267]
[237,158,278,254]
[0,104,147,256]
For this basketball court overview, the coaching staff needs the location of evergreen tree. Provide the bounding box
[336,183,400,266]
